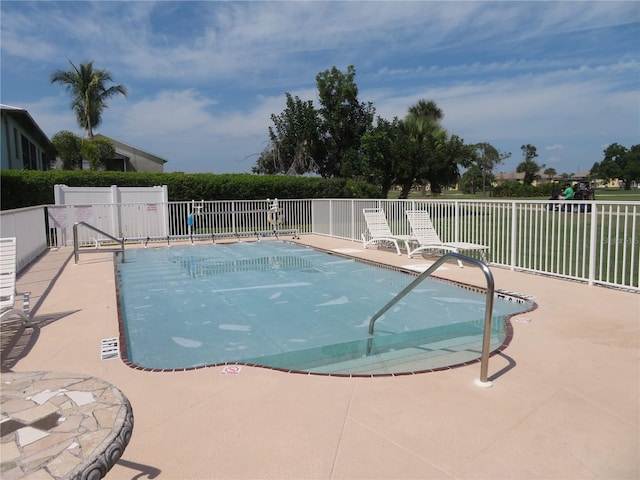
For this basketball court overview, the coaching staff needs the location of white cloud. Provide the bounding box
[2,1,637,174]
[22,97,84,138]
[4,1,637,84]
[99,89,286,172]
[113,90,216,137]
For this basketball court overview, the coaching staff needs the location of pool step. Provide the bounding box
[242,321,504,375]
[305,335,496,375]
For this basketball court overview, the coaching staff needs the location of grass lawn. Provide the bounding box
[384,189,639,287]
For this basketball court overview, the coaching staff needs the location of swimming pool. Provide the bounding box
[116,241,533,375]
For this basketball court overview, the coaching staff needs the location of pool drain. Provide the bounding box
[101,337,119,360]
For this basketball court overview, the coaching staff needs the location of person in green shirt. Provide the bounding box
[559,183,575,200]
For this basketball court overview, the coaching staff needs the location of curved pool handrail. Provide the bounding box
[367,252,496,386]
[73,221,125,264]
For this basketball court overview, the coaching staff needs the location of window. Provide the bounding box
[21,134,37,169]
[13,128,19,161]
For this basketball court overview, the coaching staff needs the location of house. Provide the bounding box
[1,106,167,173]
[94,134,168,173]
[1,104,54,171]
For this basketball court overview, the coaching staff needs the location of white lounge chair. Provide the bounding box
[0,237,32,326]
[361,208,413,256]
[404,210,489,266]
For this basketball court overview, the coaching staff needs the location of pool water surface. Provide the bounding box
[116,241,532,375]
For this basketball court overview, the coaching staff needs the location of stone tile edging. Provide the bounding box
[1,371,133,480]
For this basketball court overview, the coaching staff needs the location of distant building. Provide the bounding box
[494,170,592,186]
[1,104,54,171]
[0,105,169,173]
[94,134,168,173]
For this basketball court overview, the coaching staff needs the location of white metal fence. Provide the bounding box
[45,199,312,246]
[313,199,639,291]
[1,198,638,291]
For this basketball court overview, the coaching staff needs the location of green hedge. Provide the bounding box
[0,170,380,210]
[492,181,557,198]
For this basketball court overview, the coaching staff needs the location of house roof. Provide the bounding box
[0,104,53,149]
[94,134,168,165]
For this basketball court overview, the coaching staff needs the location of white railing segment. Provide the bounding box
[312,199,639,291]
[1,198,638,290]
[45,199,312,247]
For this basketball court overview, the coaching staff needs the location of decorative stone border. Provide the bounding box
[1,371,133,479]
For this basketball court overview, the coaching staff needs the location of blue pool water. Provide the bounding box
[116,241,532,375]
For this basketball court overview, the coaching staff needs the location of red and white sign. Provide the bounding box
[221,365,242,375]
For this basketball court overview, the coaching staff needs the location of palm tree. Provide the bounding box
[517,144,541,185]
[403,100,447,197]
[51,61,127,139]
[407,99,443,122]
[544,167,557,181]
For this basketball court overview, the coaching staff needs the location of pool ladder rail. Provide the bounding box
[72,221,301,265]
[73,222,125,264]
[367,252,496,388]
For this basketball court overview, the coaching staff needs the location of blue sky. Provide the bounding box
[1,1,638,175]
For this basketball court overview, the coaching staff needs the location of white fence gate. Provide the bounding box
[48,185,170,246]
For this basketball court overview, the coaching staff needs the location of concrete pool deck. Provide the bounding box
[3,235,639,479]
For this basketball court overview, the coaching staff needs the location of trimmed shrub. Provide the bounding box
[0,170,379,210]
[493,181,556,198]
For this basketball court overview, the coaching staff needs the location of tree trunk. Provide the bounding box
[85,105,93,139]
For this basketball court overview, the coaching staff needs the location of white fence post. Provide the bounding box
[510,202,518,270]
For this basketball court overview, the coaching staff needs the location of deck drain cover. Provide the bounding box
[101,337,119,360]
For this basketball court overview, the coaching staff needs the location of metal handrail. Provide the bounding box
[73,222,125,264]
[367,252,496,387]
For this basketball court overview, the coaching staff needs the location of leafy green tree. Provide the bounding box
[460,164,483,194]
[82,136,116,170]
[315,65,375,178]
[397,102,440,198]
[407,99,443,122]
[50,131,116,170]
[394,114,438,198]
[423,134,474,195]
[51,60,127,139]
[254,93,321,175]
[591,143,640,190]
[395,99,467,198]
[360,117,404,197]
[51,130,83,170]
[470,142,511,196]
[516,144,540,185]
[543,167,557,181]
